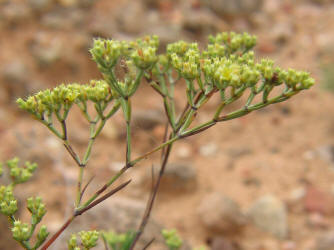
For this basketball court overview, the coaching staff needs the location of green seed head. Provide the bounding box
[37,225,49,243]
[79,230,100,249]
[12,221,30,242]
[162,229,183,250]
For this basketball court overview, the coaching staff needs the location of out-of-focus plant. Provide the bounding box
[0,158,49,249]
[1,31,314,249]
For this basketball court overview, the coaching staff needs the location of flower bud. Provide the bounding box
[79,230,100,249]
[68,234,78,250]
[27,197,47,224]
[37,225,49,244]
[0,199,18,216]
[12,221,30,242]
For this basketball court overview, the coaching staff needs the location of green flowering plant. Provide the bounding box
[0,158,49,249]
[162,229,183,250]
[1,32,314,249]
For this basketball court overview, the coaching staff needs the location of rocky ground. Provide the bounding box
[1,0,334,249]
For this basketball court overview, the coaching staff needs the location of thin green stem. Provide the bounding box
[79,167,127,209]
[76,167,85,207]
[120,98,132,165]
[40,121,63,139]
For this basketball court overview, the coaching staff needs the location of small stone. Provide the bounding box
[116,1,147,34]
[42,9,85,29]
[181,8,228,35]
[176,144,192,159]
[227,146,252,158]
[288,187,306,203]
[303,150,316,160]
[203,0,263,18]
[247,195,288,239]
[282,241,296,250]
[286,187,306,213]
[30,33,63,66]
[132,110,165,130]
[28,0,53,12]
[316,145,334,166]
[307,213,330,229]
[1,60,29,99]
[315,231,334,250]
[2,2,32,24]
[199,143,218,157]
[141,162,197,192]
[304,186,334,215]
[270,23,294,45]
[198,193,246,233]
[2,61,28,84]
[208,236,240,250]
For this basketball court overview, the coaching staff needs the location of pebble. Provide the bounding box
[282,241,296,250]
[1,60,29,100]
[315,145,334,166]
[199,143,218,157]
[247,194,288,239]
[307,213,330,229]
[2,2,32,24]
[198,193,246,233]
[116,1,147,34]
[227,146,252,158]
[204,0,263,18]
[176,144,192,159]
[270,23,294,45]
[28,0,54,12]
[42,9,85,29]
[2,60,28,84]
[140,162,197,192]
[286,187,306,213]
[30,33,63,66]
[181,8,227,35]
[315,231,334,250]
[209,236,240,250]
[304,186,334,215]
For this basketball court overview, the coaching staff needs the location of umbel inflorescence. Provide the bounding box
[2,32,314,250]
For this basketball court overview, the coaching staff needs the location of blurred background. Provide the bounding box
[1,0,334,249]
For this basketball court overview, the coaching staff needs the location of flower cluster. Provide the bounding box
[101,230,135,250]
[208,32,257,53]
[168,42,200,80]
[27,197,47,225]
[90,39,129,72]
[0,185,17,216]
[68,231,100,250]
[6,157,37,185]
[11,221,30,242]
[130,35,159,70]
[162,229,183,250]
[11,221,48,249]
[17,81,112,120]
